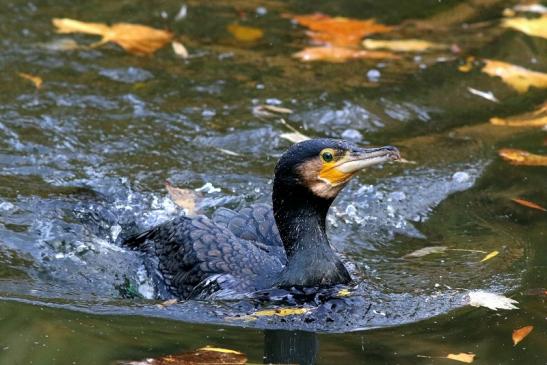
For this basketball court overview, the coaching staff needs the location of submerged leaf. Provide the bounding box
[480,250,499,262]
[512,198,547,212]
[227,23,264,42]
[503,15,547,40]
[482,59,547,93]
[468,291,519,310]
[18,72,43,89]
[404,246,447,258]
[165,181,199,216]
[513,325,534,346]
[498,148,547,166]
[290,13,392,47]
[446,353,476,363]
[52,18,173,55]
[362,39,448,52]
[293,46,398,63]
[120,346,247,365]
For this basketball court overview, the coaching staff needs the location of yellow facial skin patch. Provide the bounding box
[318,149,354,186]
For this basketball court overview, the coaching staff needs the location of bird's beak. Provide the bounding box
[319,146,400,186]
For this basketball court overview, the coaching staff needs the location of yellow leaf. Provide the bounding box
[480,250,499,262]
[503,15,547,40]
[498,148,547,166]
[482,59,547,93]
[198,346,244,355]
[227,23,263,42]
[165,181,198,216]
[336,288,351,297]
[52,18,173,55]
[293,46,398,63]
[18,72,43,89]
[513,325,534,346]
[446,353,476,363]
[458,56,475,72]
[512,198,547,212]
[491,116,547,127]
[362,39,448,52]
[252,307,310,317]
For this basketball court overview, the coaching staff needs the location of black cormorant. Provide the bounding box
[124,139,400,299]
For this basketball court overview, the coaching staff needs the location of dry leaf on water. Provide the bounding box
[468,290,519,310]
[121,346,247,365]
[404,246,447,258]
[171,41,189,58]
[156,298,178,309]
[18,72,43,89]
[481,59,547,93]
[362,39,448,52]
[498,148,547,166]
[503,15,547,40]
[289,13,392,47]
[417,353,476,363]
[165,181,199,216]
[490,101,547,127]
[512,198,547,212]
[252,104,293,118]
[513,325,534,346]
[280,131,310,144]
[480,250,499,262]
[240,307,310,321]
[227,23,264,42]
[52,18,173,55]
[293,46,398,62]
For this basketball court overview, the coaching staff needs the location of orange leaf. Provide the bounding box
[289,13,392,47]
[498,148,547,166]
[482,59,547,93]
[503,15,547,40]
[446,353,476,363]
[52,18,173,55]
[512,325,533,346]
[119,346,247,364]
[512,198,547,212]
[293,46,398,63]
[18,72,43,89]
[227,23,263,42]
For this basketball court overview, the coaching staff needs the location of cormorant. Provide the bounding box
[124,139,400,299]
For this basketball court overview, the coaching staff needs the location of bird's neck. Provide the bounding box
[272,184,351,288]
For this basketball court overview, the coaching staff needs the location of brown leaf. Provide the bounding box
[513,325,534,346]
[227,23,264,42]
[503,15,547,40]
[362,39,448,52]
[121,346,247,365]
[156,298,178,309]
[293,46,398,63]
[165,181,198,216]
[498,148,547,166]
[404,246,447,258]
[18,72,43,89]
[446,353,476,363]
[289,13,392,47]
[482,59,547,93]
[252,105,293,118]
[512,198,547,212]
[52,18,173,55]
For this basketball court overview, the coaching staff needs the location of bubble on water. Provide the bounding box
[366,69,381,82]
[452,171,470,183]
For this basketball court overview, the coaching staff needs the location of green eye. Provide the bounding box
[321,151,333,162]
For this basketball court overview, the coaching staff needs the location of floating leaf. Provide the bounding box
[18,72,43,89]
[467,87,499,103]
[52,18,173,55]
[513,325,534,346]
[490,102,547,127]
[512,198,547,212]
[227,23,263,42]
[482,59,547,93]
[252,104,293,118]
[480,250,499,262]
[446,353,476,363]
[498,148,547,166]
[362,39,448,52]
[280,131,310,143]
[458,56,475,72]
[171,41,189,58]
[468,291,519,310]
[503,15,547,40]
[404,246,447,258]
[289,13,392,47]
[120,346,247,365]
[165,181,199,216]
[252,307,310,317]
[513,4,547,14]
[336,288,351,297]
[156,298,178,309]
[293,46,398,63]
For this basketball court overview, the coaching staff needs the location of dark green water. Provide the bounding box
[0,0,545,363]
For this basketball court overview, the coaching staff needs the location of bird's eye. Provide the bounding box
[321,150,334,163]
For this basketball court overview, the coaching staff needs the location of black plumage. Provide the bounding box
[124,139,400,299]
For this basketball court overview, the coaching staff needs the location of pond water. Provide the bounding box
[0,0,545,364]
